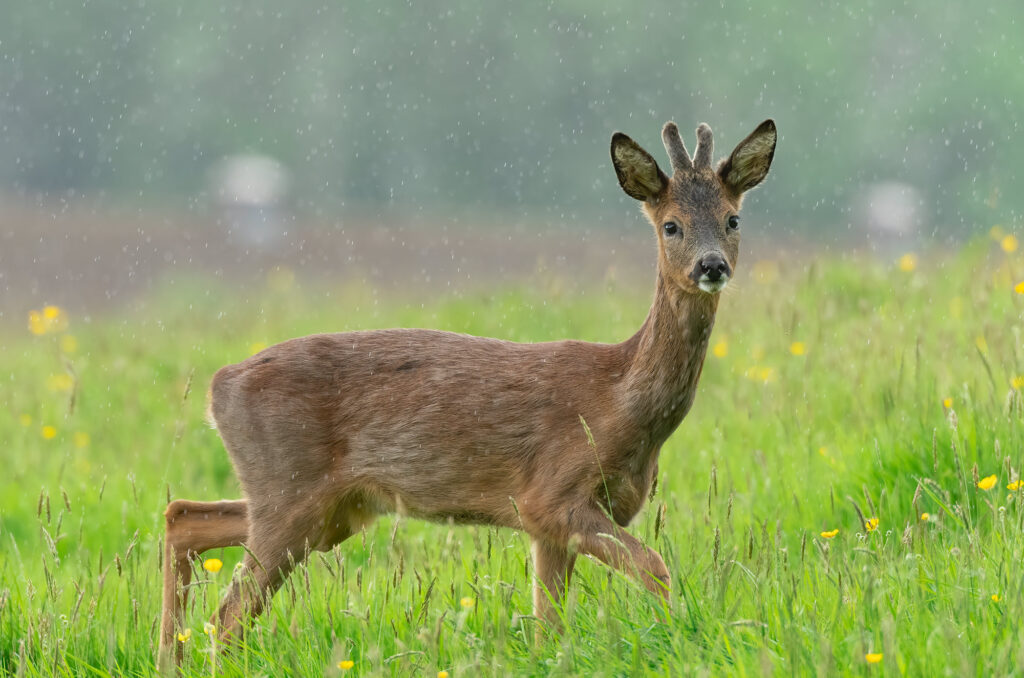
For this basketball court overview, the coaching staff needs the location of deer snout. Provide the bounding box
[693,253,731,293]
[700,254,730,282]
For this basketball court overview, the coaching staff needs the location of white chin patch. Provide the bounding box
[698,278,729,294]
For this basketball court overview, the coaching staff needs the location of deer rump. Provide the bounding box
[209,329,658,546]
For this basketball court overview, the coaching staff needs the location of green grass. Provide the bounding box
[2,239,1024,676]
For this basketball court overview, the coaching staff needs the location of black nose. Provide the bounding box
[699,253,730,282]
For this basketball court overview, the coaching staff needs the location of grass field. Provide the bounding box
[2,235,1024,676]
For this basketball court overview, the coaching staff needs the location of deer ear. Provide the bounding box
[718,119,777,195]
[611,133,668,201]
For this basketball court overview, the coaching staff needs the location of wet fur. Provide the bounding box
[158,118,778,667]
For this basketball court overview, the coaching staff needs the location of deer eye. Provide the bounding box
[663,222,679,236]
[727,215,740,230]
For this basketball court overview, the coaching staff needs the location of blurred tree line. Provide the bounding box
[1,0,1020,235]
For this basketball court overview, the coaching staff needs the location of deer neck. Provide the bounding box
[620,271,719,445]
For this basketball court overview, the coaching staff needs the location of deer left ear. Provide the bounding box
[718,119,777,195]
[611,133,668,202]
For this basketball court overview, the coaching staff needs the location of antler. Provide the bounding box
[661,122,693,174]
[694,123,714,169]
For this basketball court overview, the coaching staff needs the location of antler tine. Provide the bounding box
[693,123,714,169]
[661,122,693,174]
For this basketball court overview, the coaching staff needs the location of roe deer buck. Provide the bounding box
[158,118,777,666]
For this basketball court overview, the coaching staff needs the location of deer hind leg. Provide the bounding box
[158,499,249,669]
[532,538,578,634]
[573,508,670,599]
[212,495,372,647]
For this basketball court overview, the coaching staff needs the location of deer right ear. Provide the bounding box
[611,133,668,202]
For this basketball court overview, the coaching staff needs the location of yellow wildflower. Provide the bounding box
[820,529,839,539]
[977,475,997,491]
[177,629,191,643]
[60,334,78,354]
[459,597,475,609]
[47,373,74,392]
[712,340,728,358]
[1008,480,1022,491]
[751,259,779,285]
[438,672,450,678]
[28,305,69,335]
[991,594,1001,602]
[203,622,216,636]
[745,366,776,383]
[942,397,952,409]
[338,660,354,670]
[1012,376,1024,390]
[864,517,879,532]
[41,425,57,440]
[949,296,963,319]
[920,512,930,521]
[1016,281,1024,295]
[789,341,806,356]
[203,558,223,573]
[28,310,46,335]
[1001,234,1019,253]
[19,414,32,427]
[865,653,883,664]
[73,432,90,448]
[898,253,917,272]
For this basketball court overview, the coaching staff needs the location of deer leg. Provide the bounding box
[212,509,323,646]
[532,538,577,633]
[573,509,670,600]
[158,499,249,670]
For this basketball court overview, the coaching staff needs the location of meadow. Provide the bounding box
[2,234,1024,676]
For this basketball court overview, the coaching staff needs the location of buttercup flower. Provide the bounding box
[47,374,74,392]
[41,425,57,440]
[991,594,1001,602]
[438,672,449,678]
[1002,234,1019,253]
[338,660,354,670]
[977,475,997,491]
[1008,480,1022,491]
[789,341,806,356]
[1015,281,1024,295]
[942,397,952,409]
[920,512,930,521]
[460,597,474,609]
[177,629,191,643]
[898,253,916,272]
[203,558,223,573]
[28,305,69,335]
[820,529,839,539]
[865,653,883,664]
[1012,376,1024,391]
[712,340,728,358]
[864,518,879,532]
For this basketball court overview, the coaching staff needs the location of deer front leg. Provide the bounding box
[158,499,249,671]
[573,509,670,600]
[532,538,578,635]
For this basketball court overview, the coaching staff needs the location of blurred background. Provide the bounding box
[1,0,1021,315]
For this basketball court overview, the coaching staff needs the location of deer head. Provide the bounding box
[611,120,777,295]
